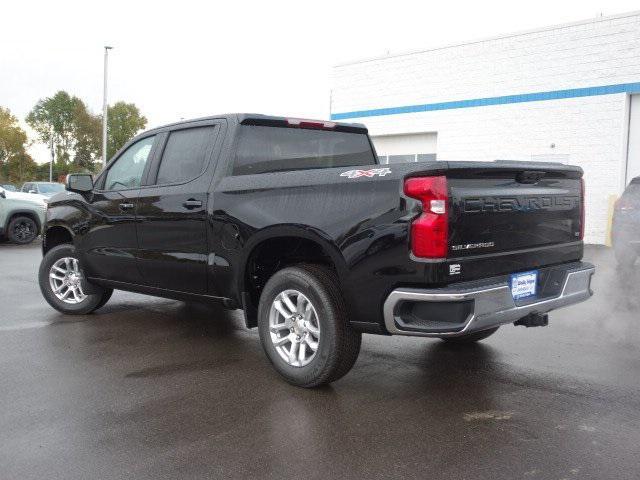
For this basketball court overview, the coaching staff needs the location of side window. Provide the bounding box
[155,126,215,184]
[104,136,155,191]
[22,183,31,192]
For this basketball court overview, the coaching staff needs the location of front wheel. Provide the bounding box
[8,215,38,244]
[39,244,113,315]
[258,264,361,388]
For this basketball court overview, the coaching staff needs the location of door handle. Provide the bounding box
[119,202,135,210]
[183,199,203,209]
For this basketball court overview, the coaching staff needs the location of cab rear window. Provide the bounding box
[233,125,376,175]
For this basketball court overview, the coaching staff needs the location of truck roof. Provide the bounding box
[144,113,368,135]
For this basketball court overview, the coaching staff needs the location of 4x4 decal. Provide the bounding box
[340,168,392,179]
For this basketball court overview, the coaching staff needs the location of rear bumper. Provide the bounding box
[383,262,594,337]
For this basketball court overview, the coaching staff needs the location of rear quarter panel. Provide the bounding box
[210,163,445,329]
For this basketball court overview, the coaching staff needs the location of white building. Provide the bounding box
[331,11,640,244]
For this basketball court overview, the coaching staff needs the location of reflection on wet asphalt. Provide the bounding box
[1,242,639,479]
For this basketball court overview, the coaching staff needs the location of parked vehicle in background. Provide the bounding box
[21,182,65,198]
[612,176,640,266]
[39,114,594,387]
[1,184,17,192]
[0,187,46,244]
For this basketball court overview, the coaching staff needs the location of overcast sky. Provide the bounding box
[2,0,639,163]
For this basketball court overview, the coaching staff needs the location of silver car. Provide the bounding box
[21,181,65,198]
[0,187,46,244]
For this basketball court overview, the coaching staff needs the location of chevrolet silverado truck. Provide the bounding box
[38,114,594,387]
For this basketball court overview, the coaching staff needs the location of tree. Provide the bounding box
[0,107,37,183]
[7,151,38,183]
[72,102,102,172]
[26,91,80,166]
[0,107,27,166]
[25,92,148,176]
[107,102,147,160]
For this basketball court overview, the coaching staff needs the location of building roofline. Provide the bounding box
[333,10,640,68]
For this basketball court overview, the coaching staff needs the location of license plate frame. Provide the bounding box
[510,270,538,300]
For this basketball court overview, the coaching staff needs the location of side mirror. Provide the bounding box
[28,190,37,194]
[66,173,94,193]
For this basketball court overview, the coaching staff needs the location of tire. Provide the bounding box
[258,264,361,388]
[94,289,114,310]
[441,326,500,344]
[7,215,38,244]
[39,244,113,315]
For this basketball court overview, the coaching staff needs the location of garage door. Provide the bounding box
[371,133,437,164]
[627,95,640,184]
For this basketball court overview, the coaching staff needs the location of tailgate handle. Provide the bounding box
[516,171,546,184]
[183,199,202,209]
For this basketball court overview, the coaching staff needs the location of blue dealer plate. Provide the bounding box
[510,270,538,300]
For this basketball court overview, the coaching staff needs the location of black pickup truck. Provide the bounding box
[39,114,594,387]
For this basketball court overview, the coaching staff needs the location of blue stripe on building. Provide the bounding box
[330,82,640,120]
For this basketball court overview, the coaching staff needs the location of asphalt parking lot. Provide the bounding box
[1,242,639,479]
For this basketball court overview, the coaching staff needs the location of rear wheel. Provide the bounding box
[39,244,113,315]
[258,264,361,387]
[441,326,499,344]
[7,215,38,244]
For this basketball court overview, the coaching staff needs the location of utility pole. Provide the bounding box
[102,46,113,167]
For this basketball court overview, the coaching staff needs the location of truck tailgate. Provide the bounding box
[446,163,583,257]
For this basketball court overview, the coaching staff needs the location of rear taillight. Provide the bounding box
[404,176,448,258]
[580,178,585,240]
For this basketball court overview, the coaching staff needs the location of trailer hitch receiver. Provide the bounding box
[514,312,549,328]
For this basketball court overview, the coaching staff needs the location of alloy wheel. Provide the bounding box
[12,220,35,242]
[268,289,321,367]
[48,257,87,304]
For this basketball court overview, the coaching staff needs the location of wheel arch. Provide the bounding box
[5,209,43,236]
[42,224,74,254]
[5,209,42,232]
[238,225,348,328]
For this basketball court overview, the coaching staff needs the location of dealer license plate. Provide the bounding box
[510,270,538,300]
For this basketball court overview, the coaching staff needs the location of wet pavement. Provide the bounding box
[1,241,639,479]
